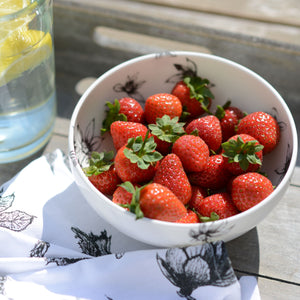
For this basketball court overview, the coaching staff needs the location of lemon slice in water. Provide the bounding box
[0,0,34,42]
[0,28,53,86]
[0,0,52,86]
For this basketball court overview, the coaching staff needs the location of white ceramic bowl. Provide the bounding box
[69,51,298,247]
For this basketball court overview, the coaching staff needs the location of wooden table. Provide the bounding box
[1,1,299,298]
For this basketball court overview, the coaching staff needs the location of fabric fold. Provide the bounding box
[0,149,260,300]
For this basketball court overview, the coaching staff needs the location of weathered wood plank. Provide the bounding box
[133,0,300,27]
[93,26,211,55]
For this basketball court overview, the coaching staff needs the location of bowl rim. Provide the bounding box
[68,51,298,229]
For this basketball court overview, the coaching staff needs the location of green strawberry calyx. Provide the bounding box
[222,136,264,171]
[124,131,163,170]
[119,181,144,219]
[148,115,185,143]
[199,212,220,223]
[101,99,127,134]
[83,151,114,176]
[191,208,219,222]
[183,76,214,113]
[214,100,232,120]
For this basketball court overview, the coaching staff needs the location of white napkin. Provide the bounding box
[0,149,260,300]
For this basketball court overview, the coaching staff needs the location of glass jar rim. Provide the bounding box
[0,0,48,22]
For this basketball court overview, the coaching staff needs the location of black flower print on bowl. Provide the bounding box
[268,107,291,185]
[189,221,234,244]
[157,241,237,300]
[113,73,146,103]
[270,107,287,132]
[73,118,101,167]
[166,57,198,84]
[275,143,292,184]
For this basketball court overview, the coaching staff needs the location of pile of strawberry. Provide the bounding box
[84,76,280,224]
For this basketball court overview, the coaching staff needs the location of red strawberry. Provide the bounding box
[101,98,145,134]
[237,111,280,154]
[118,97,145,123]
[185,115,222,152]
[172,135,209,172]
[222,134,264,175]
[154,154,192,204]
[194,192,239,220]
[176,210,199,224]
[110,121,148,151]
[171,76,213,119]
[112,185,133,207]
[188,186,208,211]
[144,93,182,124]
[231,172,274,211]
[114,133,162,184]
[139,183,187,222]
[188,154,232,190]
[84,151,121,195]
[148,115,185,155]
[214,101,244,141]
[116,182,187,222]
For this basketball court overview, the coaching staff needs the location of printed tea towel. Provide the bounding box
[0,149,260,300]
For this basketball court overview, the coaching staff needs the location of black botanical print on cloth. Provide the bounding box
[157,241,236,300]
[29,240,86,266]
[29,226,124,267]
[71,227,113,257]
[113,73,146,103]
[30,240,50,257]
[45,151,71,173]
[0,276,6,295]
[46,257,89,266]
[0,188,35,232]
[73,118,101,167]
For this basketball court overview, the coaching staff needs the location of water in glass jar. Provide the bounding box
[0,53,56,163]
[0,0,56,163]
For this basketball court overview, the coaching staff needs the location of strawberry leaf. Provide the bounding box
[148,115,185,143]
[101,99,127,134]
[84,151,114,176]
[199,212,220,223]
[222,136,263,171]
[124,131,163,170]
[119,182,144,219]
[183,76,214,113]
[215,100,232,120]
